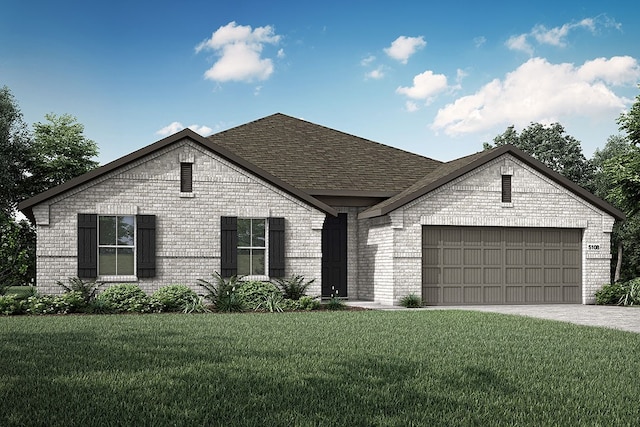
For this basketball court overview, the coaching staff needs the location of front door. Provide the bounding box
[321,213,347,298]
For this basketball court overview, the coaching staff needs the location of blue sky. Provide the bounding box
[1,0,639,164]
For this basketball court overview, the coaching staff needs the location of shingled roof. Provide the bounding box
[359,144,625,220]
[208,113,442,196]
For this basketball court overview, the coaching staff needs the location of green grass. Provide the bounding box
[1,311,639,426]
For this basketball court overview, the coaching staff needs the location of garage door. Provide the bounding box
[422,226,582,305]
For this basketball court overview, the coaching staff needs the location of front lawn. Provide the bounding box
[1,310,639,426]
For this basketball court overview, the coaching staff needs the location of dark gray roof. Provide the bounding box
[359,144,625,221]
[17,128,339,222]
[208,113,442,195]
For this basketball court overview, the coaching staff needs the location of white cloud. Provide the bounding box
[431,56,640,136]
[505,34,533,56]
[156,122,213,137]
[396,70,448,101]
[473,36,486,48]
[277,48,285,58]
[366,67,385,80]
[384,36,426,64]
[405,101,419,112]
[195,21,282,83]
[506,16,621,55]
[361,55,376,66]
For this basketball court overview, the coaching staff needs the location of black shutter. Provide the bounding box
[77,214,97,278]
[269,217,285,277]
[180,163,193,192]
[502,175,512,203]
[220,216,237,277]
[137,215,156,278]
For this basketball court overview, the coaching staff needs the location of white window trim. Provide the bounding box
[237,218,268,277]
[97,215,137,280]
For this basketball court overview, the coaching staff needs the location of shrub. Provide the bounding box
[238,280,280,310]
[197,273,245,312]
[255,293,285,313]
[272,275,315,300]
[0,295,26,315]
[95,284,159,313]
[619,278,640,306]
[56,277,102,304]
[325,297,345,311]
[399,294,422,308]
[26,291,86,315]
[298,295,321,311]
[152,284,199,312]
[596,282,627,305]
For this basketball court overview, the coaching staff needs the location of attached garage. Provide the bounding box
[422,226,582,305]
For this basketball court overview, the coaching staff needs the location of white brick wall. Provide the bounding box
[34,139,325,295]
[358,154,616,305]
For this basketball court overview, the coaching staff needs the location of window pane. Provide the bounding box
[237,219,251,247]
[252,249,265,275]
[99,216,117,245]
[117,216,135,246]
[117,248,135,275]
[99,247,117,275]
[237,248,251,276]
[252,219,265,247]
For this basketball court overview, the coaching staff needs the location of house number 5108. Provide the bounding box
[588,244,600,250]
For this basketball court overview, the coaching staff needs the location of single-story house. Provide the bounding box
[18,113,624,305]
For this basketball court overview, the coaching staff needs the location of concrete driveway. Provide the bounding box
[347,301,640,334]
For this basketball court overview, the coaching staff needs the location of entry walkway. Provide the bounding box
[345,301,640,334]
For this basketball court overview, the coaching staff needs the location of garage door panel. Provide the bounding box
[423,226,582,305]
[506,286,524,303]
[443,287,463,304]
[545,286,562,302]
[443,268,462,284]
[484,287,502,303]
[443,248,462,265]
[526,286,544,302]
[525,268,543,284]
[544,268,562,284]
[464,286,482,303]
[464,268,482,284]
[506,268,523,284]
[464,249,482,264]
[484,268,502,284]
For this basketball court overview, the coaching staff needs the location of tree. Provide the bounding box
[0,86,31,216]
[617,85,640,145]
[26,113,99,196]
[0,215,35,292]
[485,123,594,190]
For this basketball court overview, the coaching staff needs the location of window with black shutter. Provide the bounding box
[502,175,512,203]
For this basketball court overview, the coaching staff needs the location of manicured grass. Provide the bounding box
[1,310,639,426]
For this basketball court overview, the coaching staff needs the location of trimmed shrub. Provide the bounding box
[399,294,422,308]
[0,295,26,315]
[298,296,321,311]
[152,284,199,312]
[238,280,280,310]
[95,284,159,313]
[26,291,86,315]
[595,282,627,305]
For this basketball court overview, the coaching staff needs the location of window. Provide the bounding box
[180,162,193,193]
[98,215,135,276]
[220,216,284,278]
[501,175,512,203]
[237,218,265,275]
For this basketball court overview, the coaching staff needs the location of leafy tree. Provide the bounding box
[617,85,640,145]
[485,123,594,189]
[0,215,35,290]
[26,113,99,196]
[591,135,634,201]
[0,86,31,216]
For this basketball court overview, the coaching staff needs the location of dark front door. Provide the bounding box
[322,213,347,298]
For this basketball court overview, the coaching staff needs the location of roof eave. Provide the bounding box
[18,129,338,221]
[358,144,626,222]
